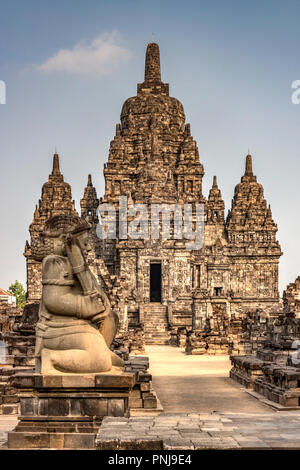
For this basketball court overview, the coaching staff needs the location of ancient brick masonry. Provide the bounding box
[283,276,300,317]
[0,155,79,415]
[24,153,78,305]
[230,275,300,408]
[0,304,21,336]
[0,302,28,415]
[12,42,283,352]
[18,42,282,348]
[97,42,282,344]
[226,154,281,305]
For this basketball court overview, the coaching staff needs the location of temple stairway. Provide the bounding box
[143,304,170,345]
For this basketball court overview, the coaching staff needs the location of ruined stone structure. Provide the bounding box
[24,153,78,305]
[20,42,282,345]
[230,275,300,408]
[96,42,282,343]
[283,276,300,318]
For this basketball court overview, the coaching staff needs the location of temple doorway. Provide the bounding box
[150,263,162,302]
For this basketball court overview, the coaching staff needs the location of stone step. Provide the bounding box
[143,303,170,344]
[145,320,168,323]
[144,330,170,334]
[145,338,170,345]
[145,307,167,310]
[144,334,169,338]
[144,328,169,332]
[144,311,167,315]
[143,306,167,312]
[144,328,170,333]
[144,337,171,342]
[144,312,168,315]
[144,318,168,322]
[145,318,168,321]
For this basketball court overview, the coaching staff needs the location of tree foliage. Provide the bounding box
[8,280,26,308]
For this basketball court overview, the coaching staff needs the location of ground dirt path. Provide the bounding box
[146,345,273,414]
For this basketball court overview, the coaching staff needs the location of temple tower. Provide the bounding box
[100,42,206,342]
[226,154,282,313]
[98,44,282,342]
[24,153,77,304]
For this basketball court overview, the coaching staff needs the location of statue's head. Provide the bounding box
[31,214,91,261]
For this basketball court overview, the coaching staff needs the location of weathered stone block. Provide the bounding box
[49,433,64,449]
[20,398,36,416]
[95,373,134,389]
[108,399,125,417]
[8,431,50,449]
[70,399,82,416]
[140,382,150,392]
[143,398,157,409]
[81,399,108,417]
[129,398,143,408]
[47,398,70,416]
[62,375,95,388]
[96,438,119,450]
[63,433,95,449]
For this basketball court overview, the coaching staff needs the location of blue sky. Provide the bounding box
[0,0,300,293]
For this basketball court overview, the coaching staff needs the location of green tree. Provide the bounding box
[8,280,26,308]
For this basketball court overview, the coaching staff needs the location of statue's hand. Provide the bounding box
[65,238,84,267]
[89,293,109,324]
[89,292,106,313]
[79,292,106,320]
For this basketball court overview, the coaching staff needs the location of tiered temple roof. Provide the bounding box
[207,176,225,224]
[226,154,280,252]
[103,42,204,206]
[27,153,77,242]
[80,174,99,225]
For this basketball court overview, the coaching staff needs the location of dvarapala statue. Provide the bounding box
[31,214,124,374]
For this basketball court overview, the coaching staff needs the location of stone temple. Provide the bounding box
[24,42,282,345]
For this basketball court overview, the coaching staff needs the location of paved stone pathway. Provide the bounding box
[3,347,300,450]
[147,345,272,413]
[96,412,300,449]
[96,347,300,450]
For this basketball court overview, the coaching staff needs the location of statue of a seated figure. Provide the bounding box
[31,214,123,374]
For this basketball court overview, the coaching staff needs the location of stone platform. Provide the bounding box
[254,364,300,408]
[229,355,267,389]
[8,370,135,449]
[95,412,300,450]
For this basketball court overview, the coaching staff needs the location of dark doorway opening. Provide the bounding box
[150,263,162,302]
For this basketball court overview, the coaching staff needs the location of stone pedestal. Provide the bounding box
[8,370,135,449]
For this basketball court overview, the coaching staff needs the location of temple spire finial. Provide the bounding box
[245,153,253,176]
[145,42,161,83]
[52,152,61,175]
[88,174,92,186]
[213,175,218,187]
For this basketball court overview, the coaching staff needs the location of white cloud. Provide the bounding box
[38,31,131,77]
